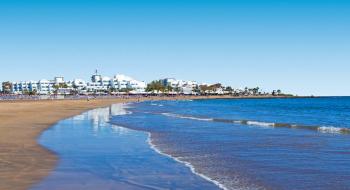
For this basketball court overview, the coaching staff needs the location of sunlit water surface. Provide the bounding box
[111,97,350,190]
[31,104,219,190]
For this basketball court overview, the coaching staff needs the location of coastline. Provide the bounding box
[0,95,230,190]
[0,95,306,190]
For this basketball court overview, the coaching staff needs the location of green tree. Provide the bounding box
[119,88,133,93]
[146,80,166,92]
[252,87,260,95]
[29,89,37,96]
[53,84,59,95]
[193,85,201,95]
[2,81,12,94]
[199,85,209,94]
[165,85,173,92]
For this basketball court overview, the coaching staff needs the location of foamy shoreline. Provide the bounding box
[108,103,228,190]
[114,103,227,189]
[147,133,228,190]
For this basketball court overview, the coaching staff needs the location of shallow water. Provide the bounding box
[111,97,350,190]
[31,104,219,190]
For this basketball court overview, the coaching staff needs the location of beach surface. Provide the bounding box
[0,95,238,190]
[0,95,296,190]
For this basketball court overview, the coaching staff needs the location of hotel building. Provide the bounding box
[10,73,146,95]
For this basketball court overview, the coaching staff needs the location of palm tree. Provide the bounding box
[252,87,259,95]
[166,85,173,93]
[244,87,248,94]
[53,84,60,95]
[72,84,79,95]
[225,86,233,92]
[2,81,12,94]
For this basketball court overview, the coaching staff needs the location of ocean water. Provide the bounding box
[31,104,219,190]
[111,97,350,190]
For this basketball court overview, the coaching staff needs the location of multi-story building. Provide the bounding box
[12,81,29,93]
[86,82,105,92]
[72,79,86,89]
[160,78,198,94]
[28,81,38,92]
[12,79,55,95]
[110,74,146,93]
[9,73,147,95]
[37,79,54,95]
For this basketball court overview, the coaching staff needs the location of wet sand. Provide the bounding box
[0,95,236,190]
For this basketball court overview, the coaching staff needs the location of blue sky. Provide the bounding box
[0,0,349,95]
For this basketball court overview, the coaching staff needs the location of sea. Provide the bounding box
[32,97,350,190]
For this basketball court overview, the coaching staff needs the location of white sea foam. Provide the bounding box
[147,133,228,190]
[161,112,350,136]
[318,126,344,134]
[246,121,275,128]
[151,103,164,107]
[177,99,193,102]
[162,113,213,121]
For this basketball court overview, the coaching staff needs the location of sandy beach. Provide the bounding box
[0,95,234,190]
[0,95,299,190]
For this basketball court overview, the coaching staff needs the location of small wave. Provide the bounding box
[151,103,164,107]
[246,121,275,128]
[162,113,214,121]
[161,112,350,135]
[318,126,350,134]
[176,99,194,102]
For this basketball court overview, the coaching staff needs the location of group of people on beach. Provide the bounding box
[0,93,193,101]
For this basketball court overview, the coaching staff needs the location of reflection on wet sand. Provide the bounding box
[31,103,219,190]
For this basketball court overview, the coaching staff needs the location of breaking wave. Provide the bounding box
[161,113,350,135]
[162,113,214,121]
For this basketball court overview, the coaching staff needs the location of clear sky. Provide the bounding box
[0,0,349,96]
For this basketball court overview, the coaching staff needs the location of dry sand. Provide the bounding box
[0,95,234,190]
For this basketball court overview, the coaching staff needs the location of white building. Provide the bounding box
[54,77,64,84]
[160,78,198,94]
[110,74,146,93]
[128,79,146,93]
[86,73,109,92]
[12,81,40,94]
[29,81,38,92]
[72,79,87,90]
[9,73,146,95]
[86,82,104,92]
[161,78,178,88]
[12,77,67,95]
[37,79,54,94]
[12,81,29,93]
[101,76,111,89]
